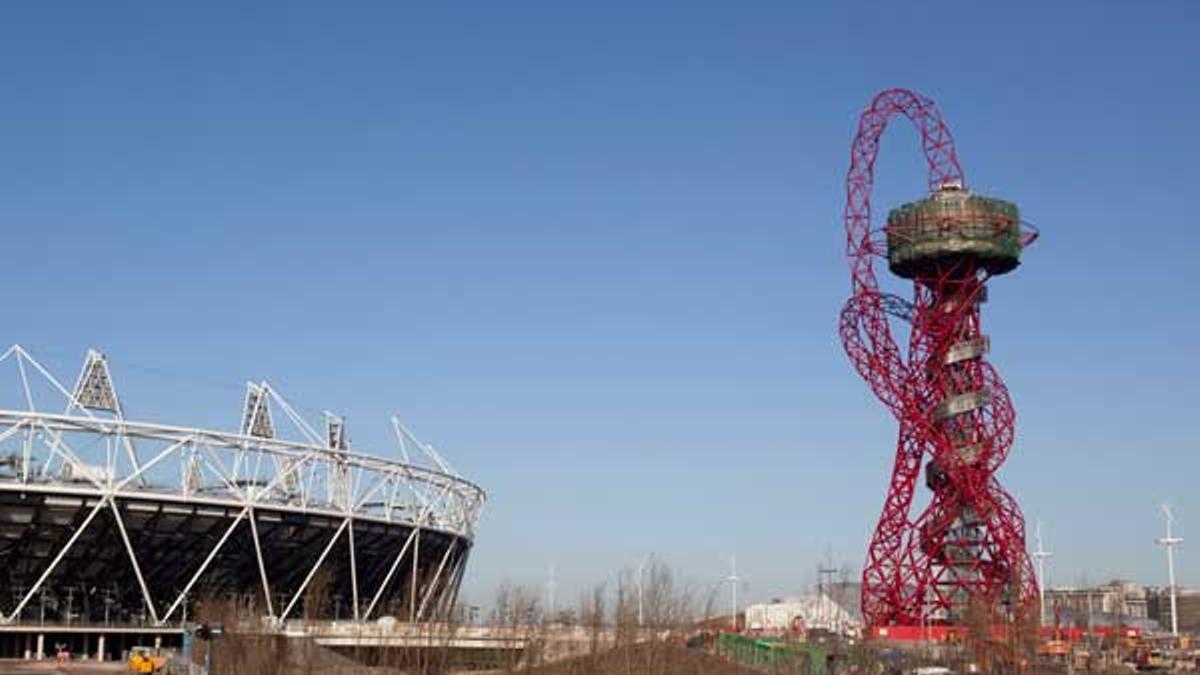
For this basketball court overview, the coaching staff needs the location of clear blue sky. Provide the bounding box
[2,2,1197,607]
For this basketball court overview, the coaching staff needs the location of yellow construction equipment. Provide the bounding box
[127,645,167,673]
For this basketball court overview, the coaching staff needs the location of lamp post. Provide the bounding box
[726,557,740,632]
[1156,505,1184,636]
[1032,520,1052,626]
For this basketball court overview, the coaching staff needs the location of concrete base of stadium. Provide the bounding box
[0,625,183,662]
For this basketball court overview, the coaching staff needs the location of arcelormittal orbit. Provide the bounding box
[839,88,1039,628]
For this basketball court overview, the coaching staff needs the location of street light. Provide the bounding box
[1156,504,1184,636]
[1032,519,1052,626]
[726,557,741,632]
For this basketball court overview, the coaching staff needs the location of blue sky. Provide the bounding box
[1,1,1197,607]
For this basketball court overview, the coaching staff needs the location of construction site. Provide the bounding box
[1,0,1197,672]
[0,84,1192,675]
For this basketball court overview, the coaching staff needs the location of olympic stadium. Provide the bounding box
[0,345,485,658]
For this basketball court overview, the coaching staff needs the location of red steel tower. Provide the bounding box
[839,88,1039,628]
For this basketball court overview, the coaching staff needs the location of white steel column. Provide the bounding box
[160,507,248,624]
[279,518,350,622]
[443,548,470,621]
[348,519,360,621]
[363,526,419,621]
[248,508,274,619]
[416,539,458,620]
[431,554,465,621]
[409,528,421,623]
[6,497,108,622]
[109,500,161,623]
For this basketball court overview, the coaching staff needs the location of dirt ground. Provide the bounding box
[0,661,129,675]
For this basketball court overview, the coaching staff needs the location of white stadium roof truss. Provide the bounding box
[0,345,485,626]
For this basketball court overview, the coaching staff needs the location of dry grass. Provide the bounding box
[526,643,756,675]
[189,561,1084,675]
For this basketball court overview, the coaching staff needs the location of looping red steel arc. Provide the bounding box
[840,88,1038,628]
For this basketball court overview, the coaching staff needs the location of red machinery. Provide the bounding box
[839,89,1039,628]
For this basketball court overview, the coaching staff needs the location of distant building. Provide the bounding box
[1147,587,1200,634]
[1044,581,1151,629]
[744,586,862,637]
[1046,576,1147,624]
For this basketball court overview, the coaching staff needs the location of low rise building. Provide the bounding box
[1044,580,1150,628]
[1147,587,1200,634]
[744,590,861,637]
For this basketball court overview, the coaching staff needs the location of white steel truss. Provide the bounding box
[0,345,485,627]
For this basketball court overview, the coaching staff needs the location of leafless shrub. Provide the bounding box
[488,581,543,672]
[303,566,331,623]
[193,595,295,675]
[193,559,974,675]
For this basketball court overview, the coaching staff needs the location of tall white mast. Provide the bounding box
[1156,504,1183,636]
[1032,519,1052,626]
[727,557,740,632]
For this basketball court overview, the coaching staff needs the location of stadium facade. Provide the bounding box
[0,346,484,658]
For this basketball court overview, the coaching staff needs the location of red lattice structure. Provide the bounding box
[839,88,1039,628]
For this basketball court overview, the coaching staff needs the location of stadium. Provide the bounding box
[0,345,485,658]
